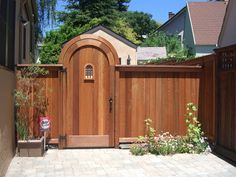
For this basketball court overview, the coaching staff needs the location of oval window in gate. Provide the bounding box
[84,64,94,80]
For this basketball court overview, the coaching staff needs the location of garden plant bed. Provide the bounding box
[18,137,44,157]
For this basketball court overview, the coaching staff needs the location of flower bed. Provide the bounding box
[130,103,209,156]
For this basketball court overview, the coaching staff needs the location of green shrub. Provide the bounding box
[130,144,147,156]
[185,103,208,153]
[141,32,194,59]
[15,65,49,140]
[129,103,208,156]
[144,118,156,150]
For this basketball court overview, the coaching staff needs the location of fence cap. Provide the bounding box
[115,65,202,72]
[214,44,236,53]
[17,64,64,71]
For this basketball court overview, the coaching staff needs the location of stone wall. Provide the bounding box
[0,68,15,177]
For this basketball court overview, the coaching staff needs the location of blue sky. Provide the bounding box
[47,0,207,33]
[129,0,204,23]
[56,0,207,24]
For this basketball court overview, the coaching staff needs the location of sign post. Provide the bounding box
[39,116,50,151]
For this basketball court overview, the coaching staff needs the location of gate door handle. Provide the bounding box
[109,97,113,113]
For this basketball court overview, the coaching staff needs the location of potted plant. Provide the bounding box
[15,65,49,157]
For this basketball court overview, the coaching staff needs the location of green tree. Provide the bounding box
[40,0,162,63]
[40,18,139,64]
[58,0,130,27]
[122,11,160,41]
[117,0,131,11]
[141,32,193,59]
[37,0,57,26]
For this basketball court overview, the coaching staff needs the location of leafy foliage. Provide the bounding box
[122,11,160,41]
[143,118,156,152]
[15,66,49,140]
[141,32,193,59]
[130,103,208,156]
[40,0,160,63]
[185,103,208,153]
[130,144,147,156]
[37,0,57,26]
[40,17,139,64]
[117,0,131,11]
[58,0,130,27]
[36,0,58,40]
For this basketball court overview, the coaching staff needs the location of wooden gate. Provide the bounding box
[59,35,119,148]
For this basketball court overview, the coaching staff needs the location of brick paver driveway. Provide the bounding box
[5,149,236,177]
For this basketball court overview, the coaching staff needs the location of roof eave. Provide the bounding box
[187,2,197,45]
[157,6,187,31]
[218,0,231,46]
[83,25,138,49]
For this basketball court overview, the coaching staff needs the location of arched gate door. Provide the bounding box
[59,35,119,148]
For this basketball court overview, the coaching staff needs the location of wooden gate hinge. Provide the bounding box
[59,68,67,73]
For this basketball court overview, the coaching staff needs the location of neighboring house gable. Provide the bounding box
[218,0,236,47]
[158,1,227,57]
[158,7,186,44]
[183,7,195,55]
[84,25,137,65]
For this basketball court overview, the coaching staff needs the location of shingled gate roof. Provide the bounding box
[137,47,167,60]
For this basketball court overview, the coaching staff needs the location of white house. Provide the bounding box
[158,1,227,57]
[218,0,236,47]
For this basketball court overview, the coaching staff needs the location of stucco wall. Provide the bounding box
[92,30,137,65]
[219,0,236,47]
[195,45,216,57]
[0,68,15,177]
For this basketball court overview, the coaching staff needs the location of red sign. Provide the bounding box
[39,116,50,131]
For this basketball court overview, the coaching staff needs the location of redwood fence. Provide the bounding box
[116,65,203,140]
[17,44,236,162]
[214,44,236,162]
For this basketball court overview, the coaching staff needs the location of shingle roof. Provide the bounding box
[137,47,167,60]
[157,7,187,31]
[188,1,227,45]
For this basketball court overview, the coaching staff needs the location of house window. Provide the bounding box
[84,64,94,80]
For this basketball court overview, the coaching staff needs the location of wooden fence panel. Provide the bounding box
[178,55,216,141]
[17,65,63,144]
[44,70,61,140]
[115,67,202,139]
[214,44,236,161]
